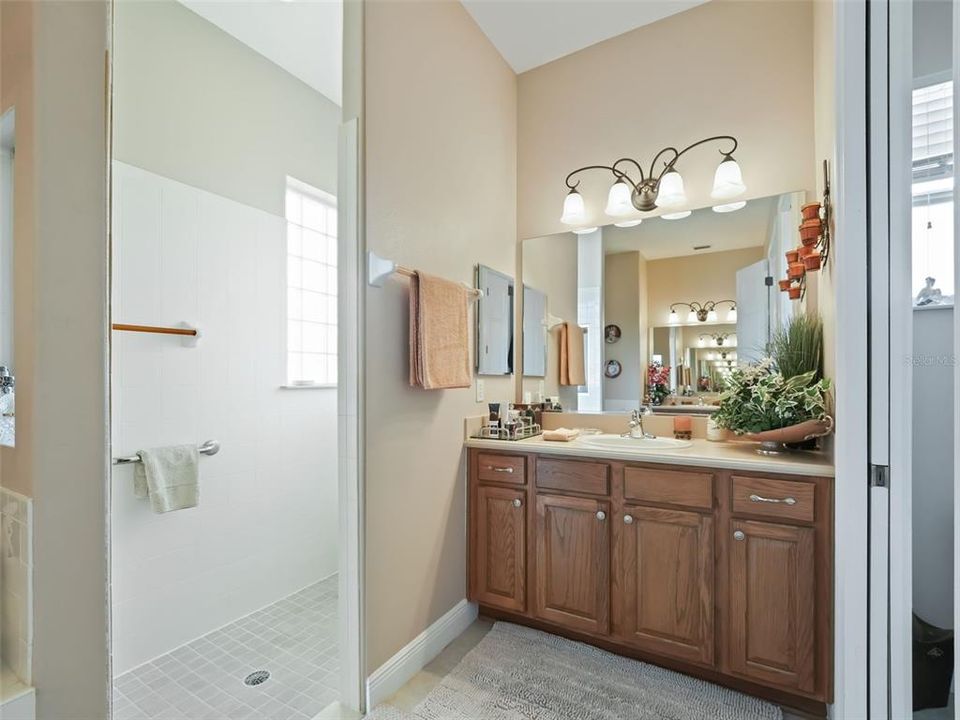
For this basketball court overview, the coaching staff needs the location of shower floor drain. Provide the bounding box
[244,670,270,687]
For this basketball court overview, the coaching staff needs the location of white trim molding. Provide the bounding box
[365,600,479,710]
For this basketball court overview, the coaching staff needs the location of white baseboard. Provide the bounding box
[365,599,478,709]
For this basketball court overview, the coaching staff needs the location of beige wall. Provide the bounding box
[520,233,578,407]
[809,0,836,391]
[0,1,110,715]
[604,252,643,407]
[113,0,340,217]
[364,0,517,673]
[517,0,816,240]
[646,246,765,327]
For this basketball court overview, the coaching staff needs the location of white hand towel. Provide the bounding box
[133,445,199,513]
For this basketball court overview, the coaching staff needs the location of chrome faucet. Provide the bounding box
[624,406,655,440]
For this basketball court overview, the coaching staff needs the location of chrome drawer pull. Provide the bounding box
[512,498,522,508]
[486,466,515,474]
[749,493,797,506]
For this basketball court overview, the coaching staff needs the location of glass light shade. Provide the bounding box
[572,226,598,235]
[614,219,643,228]
[706,310,718,322]
[698,337,705,347]
[661,210,692,220]
[656,170,687,209]
[560,189,586,225]
[605,180,634,217]
[668,309,679,324]
[713,200,747,213]
[711,157,746,200]
[686,310,698,323]
[726,307,738,322]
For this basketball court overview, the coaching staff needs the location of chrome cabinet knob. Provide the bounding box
[733,530,745,541]
[512,498,522,508]
[623,515,634,525]
[596,511,606,521]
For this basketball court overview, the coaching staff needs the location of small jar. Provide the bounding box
[706,417,725,442]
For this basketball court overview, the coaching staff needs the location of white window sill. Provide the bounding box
[279,383,337,390]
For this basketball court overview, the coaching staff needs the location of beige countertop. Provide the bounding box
[464,435,835,478]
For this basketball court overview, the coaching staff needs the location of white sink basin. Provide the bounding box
[578,434,692,451]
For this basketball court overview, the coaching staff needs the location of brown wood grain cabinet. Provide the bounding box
[468,449,834,714]
[617,505,714,665]
[534,493,610,634]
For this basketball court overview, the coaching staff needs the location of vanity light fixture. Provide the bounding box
[669,300,736,324]
[560,135,745,224]
[699,332,733,347]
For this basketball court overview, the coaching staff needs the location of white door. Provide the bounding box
[735,259,770,364]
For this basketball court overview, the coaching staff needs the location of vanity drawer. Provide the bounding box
[476,453,526,484]
[623,467,714,510]
[732,476,815,524]
[536,458,609,496]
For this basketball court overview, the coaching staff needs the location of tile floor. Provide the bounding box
[113,576,339,720]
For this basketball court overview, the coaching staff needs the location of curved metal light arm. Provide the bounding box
[705,299,737,310]
[565,164,636,190]
[564,135,739,194]
[656,135,739,181]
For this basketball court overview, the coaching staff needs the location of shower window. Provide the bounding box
[285,177,337,386]
[912,78,954,300]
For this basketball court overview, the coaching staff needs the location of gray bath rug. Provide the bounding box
[367,622,782,720]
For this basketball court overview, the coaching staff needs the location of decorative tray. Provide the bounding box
[471,423,542,441]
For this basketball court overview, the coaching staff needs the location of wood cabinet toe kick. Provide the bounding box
[467,449,834,716]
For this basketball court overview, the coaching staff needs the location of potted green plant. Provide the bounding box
[712,358,832,455]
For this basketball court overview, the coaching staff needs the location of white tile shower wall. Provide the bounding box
[110,162,338,674]
[1,487,33,685]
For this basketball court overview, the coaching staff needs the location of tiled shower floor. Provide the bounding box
[113,576,339,720]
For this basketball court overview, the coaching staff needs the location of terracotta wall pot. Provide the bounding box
[798,245,816,259]
[801,203,821,220]
[788,262,805,280]
[778,279,793,292]
[788,286,802,299]
[747,416,834,444]
[803,253,822,271]
[799,225,821,244]
[785,249,800,264]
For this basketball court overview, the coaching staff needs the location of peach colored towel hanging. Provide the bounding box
[559,322,586,386]
[409,271,471,390]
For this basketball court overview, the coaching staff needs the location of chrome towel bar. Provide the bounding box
[113,440,220,466]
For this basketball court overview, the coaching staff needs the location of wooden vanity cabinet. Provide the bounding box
[534,493,610,634]
[467,448,833,712]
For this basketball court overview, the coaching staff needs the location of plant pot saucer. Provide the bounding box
[745,417,834,455]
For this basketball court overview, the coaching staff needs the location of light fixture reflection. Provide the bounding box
[572,226,598,235]
[713,200,747,213]
[614,219,643,228]
[661,210,692,220]
[727,307,738,322]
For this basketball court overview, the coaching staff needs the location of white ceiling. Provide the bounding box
[179,0,342,106]
[602,195,779,260]
[460,0,709,73]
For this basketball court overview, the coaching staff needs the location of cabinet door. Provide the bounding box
[535,494,610,635]
[472,485,526,612]
[729,519,816,694]
[617,505,714,665]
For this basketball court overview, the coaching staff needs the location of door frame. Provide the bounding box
[833,0,871,717]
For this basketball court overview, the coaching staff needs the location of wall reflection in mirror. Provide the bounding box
[0,108,14,446]
[521,192,805,414]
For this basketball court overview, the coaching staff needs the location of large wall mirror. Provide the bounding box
[0,108,14,446]
[520,192,804,413]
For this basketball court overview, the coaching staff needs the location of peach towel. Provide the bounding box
[543,427,580,442]
[559,322,586,386]
[409,271,471,389]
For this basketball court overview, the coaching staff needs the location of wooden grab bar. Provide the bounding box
[112,323,198,337]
